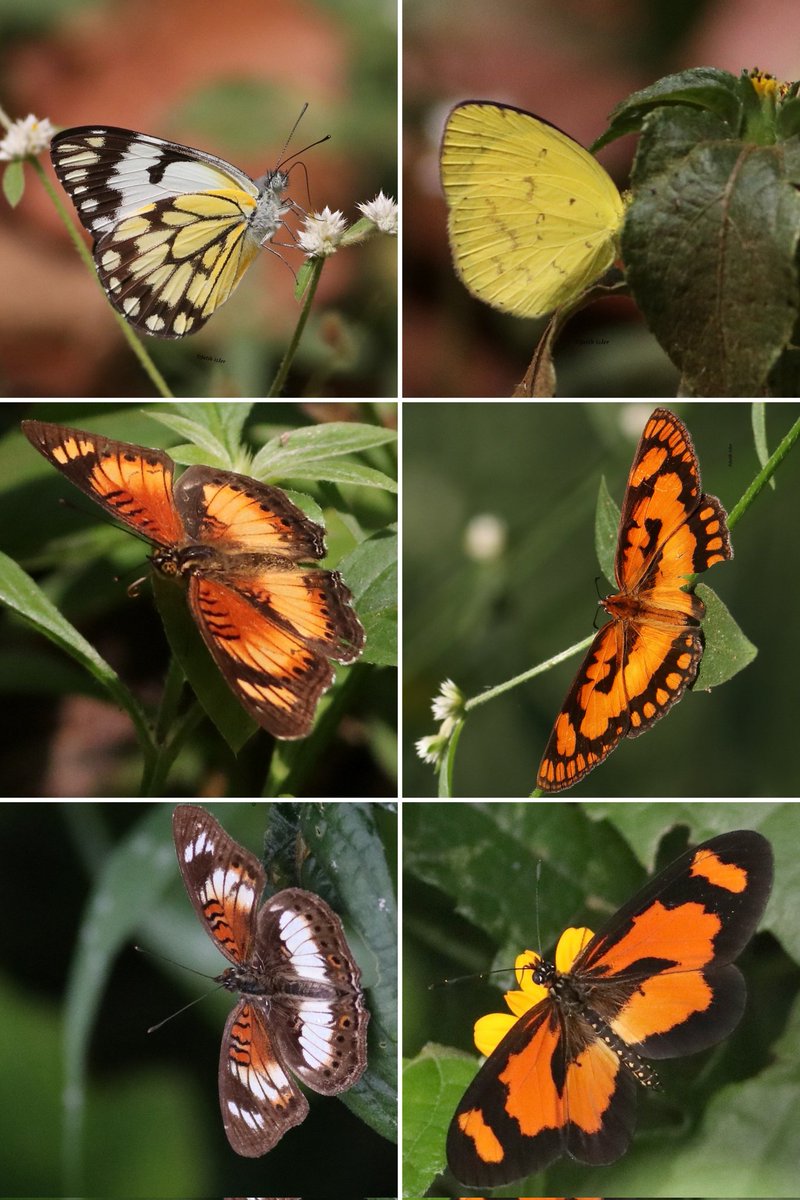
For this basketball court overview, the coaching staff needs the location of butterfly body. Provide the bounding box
[22,420,364,738]
[51,125,294,336]
[173,805,369,1156]
[447,829,773,1186]
[537,408,732,791]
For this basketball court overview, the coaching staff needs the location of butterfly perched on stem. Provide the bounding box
[447,829,773,1186]
[537,407,732,791]
[50,124,307,337]
[172,804,369,1156]
[22,420,365,739]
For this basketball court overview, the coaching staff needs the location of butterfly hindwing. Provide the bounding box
[255,887,370,1094]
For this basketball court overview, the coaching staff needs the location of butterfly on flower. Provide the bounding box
[447,829,773,1186]
[22,419,365,739]
[49,122,312,337]
[172,804,369,1156]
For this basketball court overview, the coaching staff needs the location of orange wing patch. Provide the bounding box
[21,419,365,739]
[537,408,732,792]
[446,830,773,1187]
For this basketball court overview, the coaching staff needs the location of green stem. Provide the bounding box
[268,256,324,396]
[726,411,800,530]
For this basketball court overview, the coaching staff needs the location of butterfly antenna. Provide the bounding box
[534,860,544,960]
[429,965,521,990]
[275,102,331,171]
[146,986,227,1034]
[134,945,228,1033]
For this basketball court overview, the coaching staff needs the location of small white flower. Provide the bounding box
[416,732,448,767]
[357,191,397,235]
[0,114,56,161]
[297,206,348,257]
[431,678,464,723]
[464,513,507,562]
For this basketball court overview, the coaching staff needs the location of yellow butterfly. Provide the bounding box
[440,101,625,318]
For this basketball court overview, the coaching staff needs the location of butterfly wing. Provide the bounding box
[21,420,184,546]
[613,407,733,607]
[440,101,625,317]
[173,465,328,561]
[51,126,282,337]
[447,997,637,1185]
[175,465,364,737]
[219,998,308,1156]
[253,887,369,1094]
[573,830,773,1060]
[172,804,265,968]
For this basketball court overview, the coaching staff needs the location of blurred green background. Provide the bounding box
[0,400,397,798]
[0,0,396,397]
[404,401,800,797]
[0,801,397,1198]
[404,0,800,395]
[403,801,800,1197]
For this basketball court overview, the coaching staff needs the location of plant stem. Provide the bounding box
[268,256,324,396]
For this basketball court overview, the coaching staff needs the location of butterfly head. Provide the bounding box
[217,962,266,996]
[150,544,218,578]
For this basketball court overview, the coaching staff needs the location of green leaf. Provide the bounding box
[622,106,800,395]
[294,257,315,301]
[402,1048,474,1196]
[594,66,742,150]
[0,550,146,730]
[252,421,397,478]
[300,802,397,1144]
[3,159,24,206]
[694,582,757,688]
[339,528,397,667]
[594,473,619,584]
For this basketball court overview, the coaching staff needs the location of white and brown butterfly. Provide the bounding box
[172,804,369,1156]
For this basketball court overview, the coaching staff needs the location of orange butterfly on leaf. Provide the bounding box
[22,420,364,738]
[537,407,732,792]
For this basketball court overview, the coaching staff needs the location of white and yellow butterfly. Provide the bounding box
[50,126,295,337]
[440,101,625,318]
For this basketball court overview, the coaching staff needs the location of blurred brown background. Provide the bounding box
[404,0,800,396]
[0,0,396,397]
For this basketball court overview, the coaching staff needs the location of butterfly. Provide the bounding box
[440,101,625,318]
[172,804,369,1156]
[537,407,732,792]
[50,125,296,337]
[21,420,365,739]
[447,828,773,1186]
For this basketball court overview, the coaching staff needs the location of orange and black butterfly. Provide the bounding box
[22,420,364,738]
[447,829,772,1187]
[537,407,732,792]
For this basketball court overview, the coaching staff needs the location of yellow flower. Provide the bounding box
[473,926,595,1056]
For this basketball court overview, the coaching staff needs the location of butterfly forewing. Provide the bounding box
[173,804,264,966]
[172,806,369,1157]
